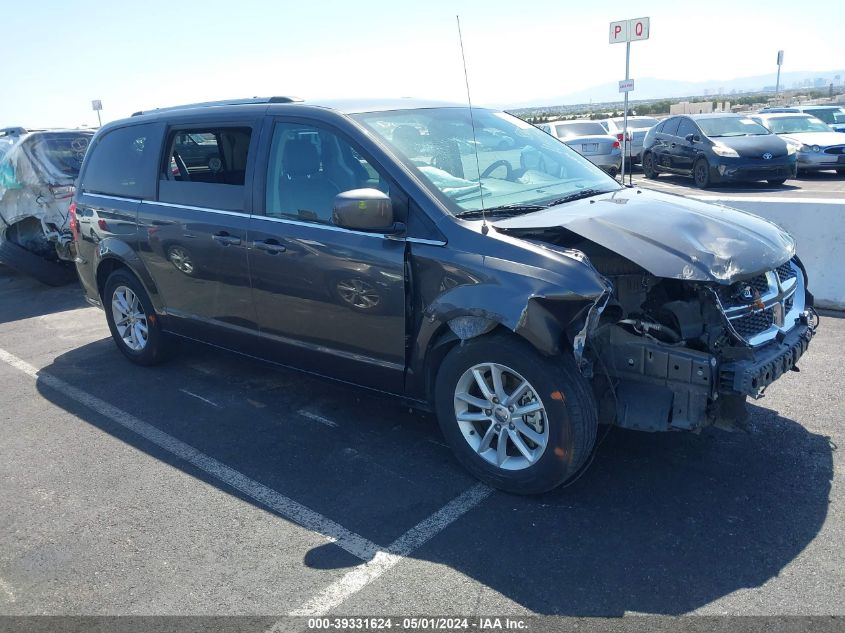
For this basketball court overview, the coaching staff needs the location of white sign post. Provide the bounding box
[609,17,649,184]
[775,50,784,101]
[92,99,103,127]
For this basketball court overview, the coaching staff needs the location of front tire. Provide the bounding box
[693,158,711,189]
[768,178,787,186]
[642,152,659,179]
[434,334,597,494]
[103,269,171,366]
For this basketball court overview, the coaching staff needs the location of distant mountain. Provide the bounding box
[502,68,845,109]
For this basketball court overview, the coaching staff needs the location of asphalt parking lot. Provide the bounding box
[627,167,845,199]
[0,264,843,617]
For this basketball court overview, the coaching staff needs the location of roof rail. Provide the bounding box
[131,96,304,117]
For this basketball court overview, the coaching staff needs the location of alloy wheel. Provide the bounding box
[167,246,195,275]
[336,278,380,310]
[453,363,549,471]
[111,285,149,351]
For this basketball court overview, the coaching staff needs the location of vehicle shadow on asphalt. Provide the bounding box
[34,338,834,616]
[0,267,86,324]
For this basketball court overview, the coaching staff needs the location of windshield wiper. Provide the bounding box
[455,203,546,219]
[541,188,611,207]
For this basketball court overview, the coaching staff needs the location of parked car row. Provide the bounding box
[639,109,845,188]
[541,104,845,189]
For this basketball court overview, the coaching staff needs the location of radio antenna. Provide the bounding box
[456,15,488,234]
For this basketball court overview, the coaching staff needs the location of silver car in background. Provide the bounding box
[539,119,622,176]
[599,116,661,164]
[751,113,845,175]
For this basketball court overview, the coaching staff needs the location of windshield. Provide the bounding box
[765,116,832,134]
[610,117,660,128]
[697,117,770,137]
[554,121,607,138]
[803,109,839,124]
[352,108,619,215]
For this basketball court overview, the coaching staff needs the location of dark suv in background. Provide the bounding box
[71,97,817,493]
[641,113,796,188]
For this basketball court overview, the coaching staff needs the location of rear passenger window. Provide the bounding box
[82,124,158,199]
[159,126,252,212]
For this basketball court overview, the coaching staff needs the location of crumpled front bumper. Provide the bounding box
[719,318,815,398]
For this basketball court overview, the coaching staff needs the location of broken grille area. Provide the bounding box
[777,261,797,284]
[732,308,775,339]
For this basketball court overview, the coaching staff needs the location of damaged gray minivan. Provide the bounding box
[71,98,818,494]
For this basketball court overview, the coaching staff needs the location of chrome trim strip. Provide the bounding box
[406,237,447,246]
[83,193,138,203]
[144,200,247,217]
[250,214,401,239]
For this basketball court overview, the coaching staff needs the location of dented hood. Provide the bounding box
[493,188,795,283]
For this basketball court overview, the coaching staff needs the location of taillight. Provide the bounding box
[612,140,620,149]
[616,133,625,142]
[50,185,75,199]
[68,201,79,242]
[97,219,109,232]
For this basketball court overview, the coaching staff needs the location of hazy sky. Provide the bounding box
[2,0,843,127]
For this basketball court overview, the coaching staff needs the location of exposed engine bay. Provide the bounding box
[507,226,818,432]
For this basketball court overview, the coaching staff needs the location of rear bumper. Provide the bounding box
[797,152,845,170]
[586,153,622,171]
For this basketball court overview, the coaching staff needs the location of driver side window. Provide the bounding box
[265,122,390,225]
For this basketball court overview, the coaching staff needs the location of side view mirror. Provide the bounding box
[685,133,701,143]
[332,188,401,234]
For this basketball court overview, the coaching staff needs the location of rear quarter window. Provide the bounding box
[81,123,161,199]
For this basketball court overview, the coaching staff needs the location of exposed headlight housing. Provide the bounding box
[785,142,797,155]
[712,144,739,158]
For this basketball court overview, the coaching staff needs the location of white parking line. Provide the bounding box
[179,389,221,408]
[0,576,15,603]
[0,345,494,615]
[298,409,339,428]
[289,483,492,616]
[0,347,380,562]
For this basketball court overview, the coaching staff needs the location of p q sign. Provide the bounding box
[610,17,650,44]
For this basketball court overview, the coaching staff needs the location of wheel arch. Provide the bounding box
[95,240,163,313]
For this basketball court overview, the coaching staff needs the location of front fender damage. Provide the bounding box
[431,283,612,367]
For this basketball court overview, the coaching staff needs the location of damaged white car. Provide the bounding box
[0,127,94,284]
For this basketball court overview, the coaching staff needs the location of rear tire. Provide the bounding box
[693,158,711,189]
[642,152,659,179]
[434,334,597,494]
[837,168,845,176]
[0,238,78,286]
[768,178,787,186]
[103,269,171,366]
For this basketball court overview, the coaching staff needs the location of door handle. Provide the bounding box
[212,232,242,246]
[252,239,286,254]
